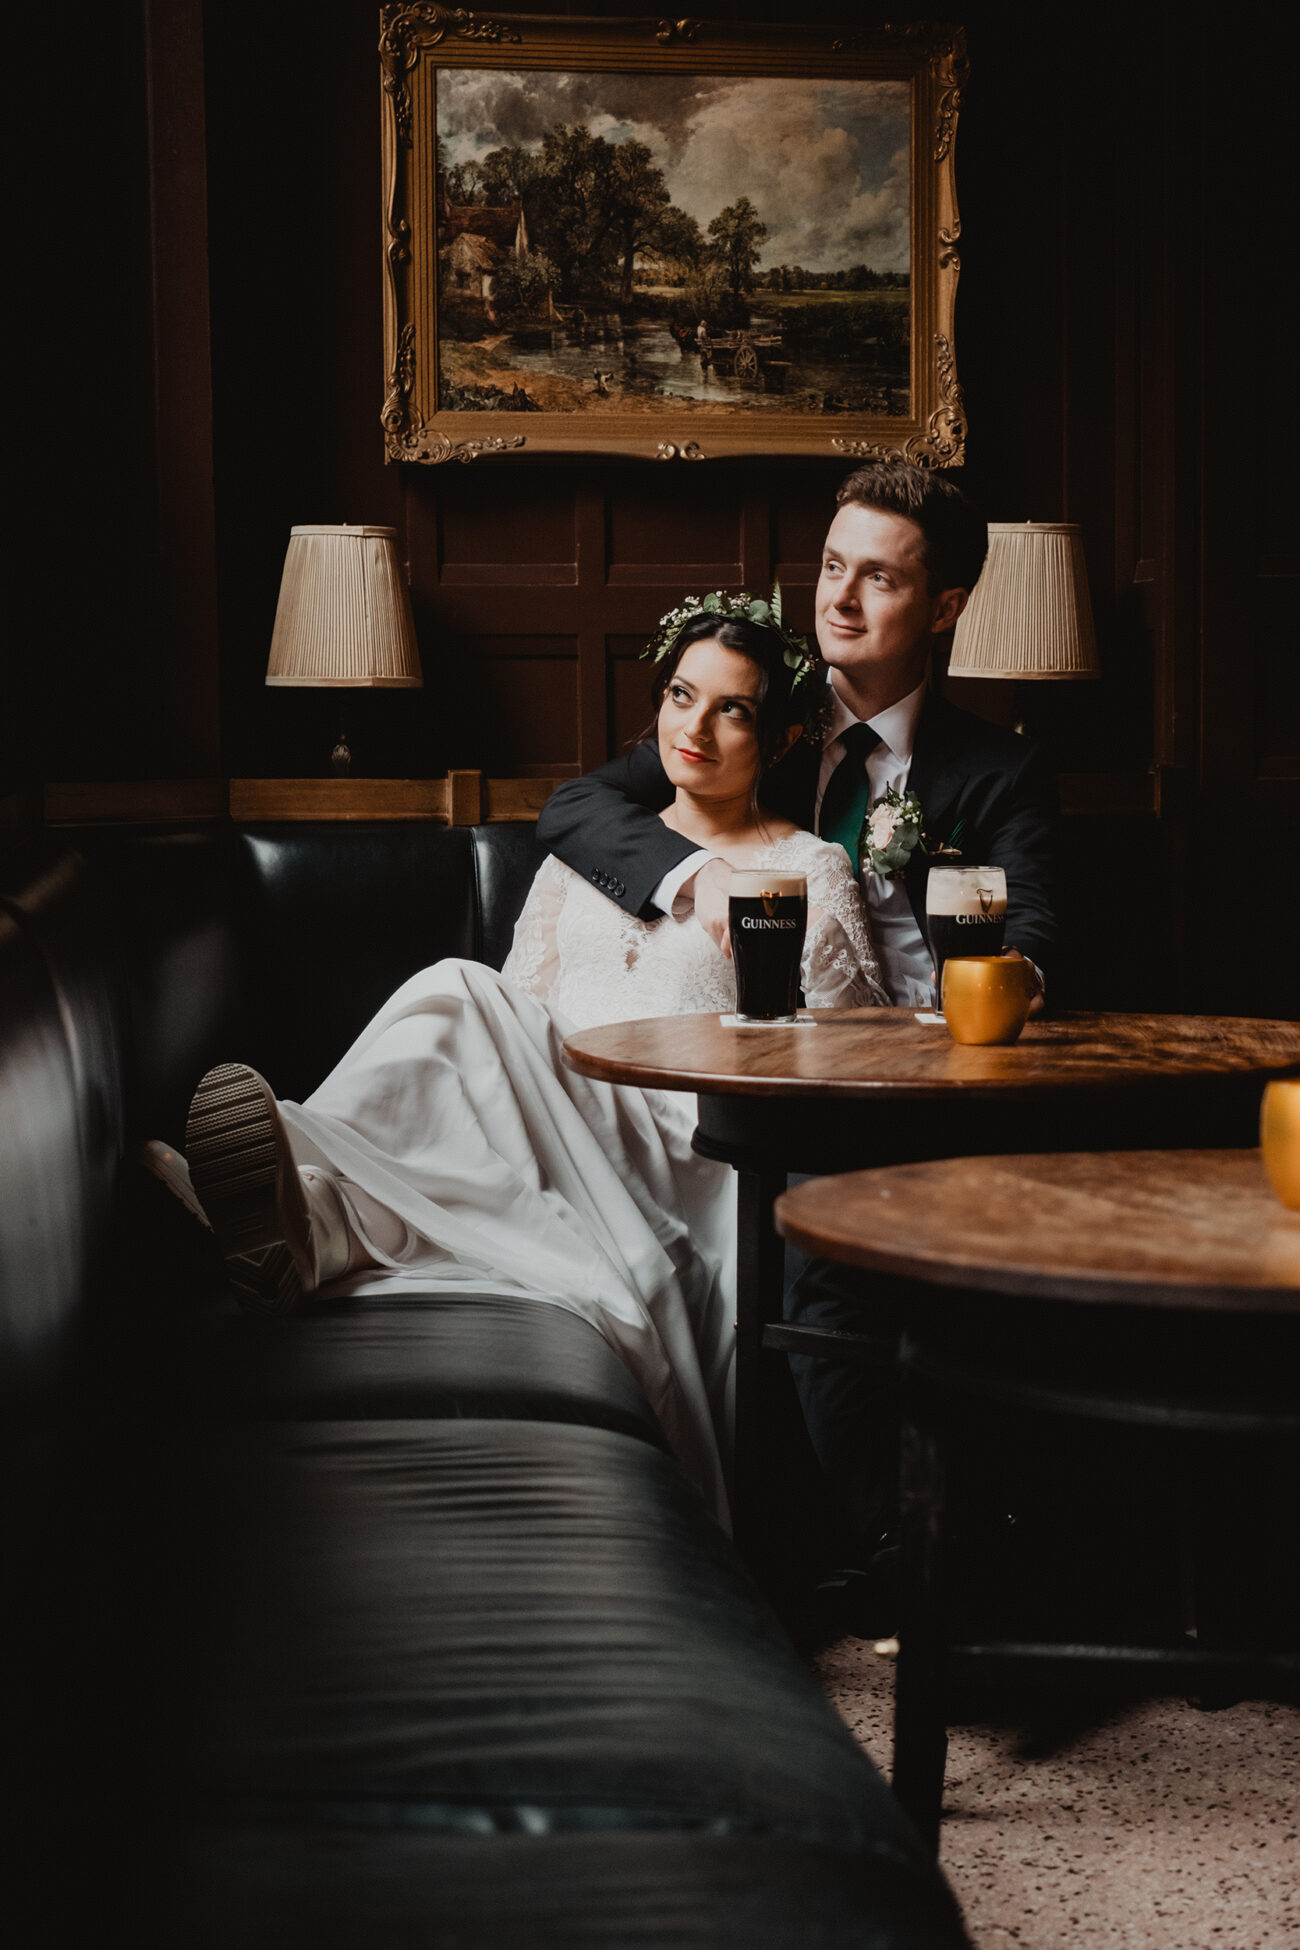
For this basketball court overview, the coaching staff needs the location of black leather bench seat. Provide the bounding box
[192,1291,666,1449]
[183,1419,915,1857]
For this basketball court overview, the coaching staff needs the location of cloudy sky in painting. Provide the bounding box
[436,69,911,273]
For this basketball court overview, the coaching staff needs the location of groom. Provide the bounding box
[537,461,1060,1600]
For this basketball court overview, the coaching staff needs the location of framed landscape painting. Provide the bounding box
[380,8,967,464]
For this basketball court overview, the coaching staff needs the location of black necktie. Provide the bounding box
[819,723,881,873]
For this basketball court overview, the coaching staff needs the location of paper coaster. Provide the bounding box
[719,1013,818,1029]
[914,1011,946,1025]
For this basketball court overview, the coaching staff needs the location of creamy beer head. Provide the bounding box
[728,871,808,1021]
[728,871,808,902]
[925,865,1007,920]
[925,865,1008,993]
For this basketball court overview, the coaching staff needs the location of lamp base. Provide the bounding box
[330,731,352,777]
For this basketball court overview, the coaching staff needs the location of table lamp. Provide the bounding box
[947,522,1099,730]
[265,524,422,774]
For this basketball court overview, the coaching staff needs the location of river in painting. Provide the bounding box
[440,314,909,417]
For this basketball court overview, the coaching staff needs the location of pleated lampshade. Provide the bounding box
[948,522,1099,681]
[266,525,422,688]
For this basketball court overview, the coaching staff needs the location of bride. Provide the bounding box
[181,595,887,1524]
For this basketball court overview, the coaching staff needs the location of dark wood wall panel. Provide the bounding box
[438,473,580,570]
[402,459,842,777]
[607,476,745,571]
[9,0,1284,1015]
[1192,2,1298,1017]
[1258,635,1300,772]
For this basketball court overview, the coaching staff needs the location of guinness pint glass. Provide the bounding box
[728,870,808,1023]
[925,865,1007,993]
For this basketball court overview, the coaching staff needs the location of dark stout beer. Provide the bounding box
[728,870,808,1023]
[925,866,1007,992]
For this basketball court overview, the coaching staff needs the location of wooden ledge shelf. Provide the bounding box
[231,778,452,823]
[42,769,1163,828]
[44,773,567,828]
[229,774,565,823]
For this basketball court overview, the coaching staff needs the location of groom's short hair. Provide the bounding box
[836,462,988,597]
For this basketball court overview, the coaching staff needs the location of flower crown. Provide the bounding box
[642,585,818,691]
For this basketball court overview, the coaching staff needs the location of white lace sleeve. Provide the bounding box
[501,853,570,1005]
[795,837,890,1008]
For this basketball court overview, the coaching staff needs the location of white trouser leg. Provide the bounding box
[296,1167,355,1283]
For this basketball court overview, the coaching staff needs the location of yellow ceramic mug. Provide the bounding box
[1260,1079,1300,1210]
[940,955,1037,1046]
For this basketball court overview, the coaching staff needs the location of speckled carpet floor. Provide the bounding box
[815,1638,1300,1947]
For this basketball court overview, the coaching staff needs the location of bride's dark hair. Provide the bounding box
[647,613,828,780]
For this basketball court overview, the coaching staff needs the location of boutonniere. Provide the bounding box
[861,791,966,878]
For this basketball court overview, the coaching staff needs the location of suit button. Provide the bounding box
[612,880,624,896]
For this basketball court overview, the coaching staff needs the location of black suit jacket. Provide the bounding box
[536,689,1060,981]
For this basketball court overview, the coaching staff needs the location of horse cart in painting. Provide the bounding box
[696,328,791,392]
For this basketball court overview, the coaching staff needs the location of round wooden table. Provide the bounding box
[774,1148,1300,1848]
[563,1009,1300,1558]
[775,1145,1300,1313]
[563,1004,1300,1104]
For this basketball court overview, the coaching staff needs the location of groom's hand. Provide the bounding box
[1002,946,1046,1017]
[694,858,734,958]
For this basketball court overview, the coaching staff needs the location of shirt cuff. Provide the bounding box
[650,850,715,918]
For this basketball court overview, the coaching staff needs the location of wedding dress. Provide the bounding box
[274,831,885,1526]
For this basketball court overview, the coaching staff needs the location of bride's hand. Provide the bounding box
[693,858,734,958]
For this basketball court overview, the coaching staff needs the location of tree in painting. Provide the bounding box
[707,198,767,304]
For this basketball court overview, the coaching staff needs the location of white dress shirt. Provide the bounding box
[652,676,937,1006]
[814,679,935,1006]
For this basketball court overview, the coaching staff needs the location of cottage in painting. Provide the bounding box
[440,192,529,311]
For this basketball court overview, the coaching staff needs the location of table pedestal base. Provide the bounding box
[892,1304,1300,1850]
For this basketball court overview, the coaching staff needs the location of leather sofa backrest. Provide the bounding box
[58,819,547,1138]
[470,822,548,973]
[0,845,130,1396]
[0,845,124,1212]
[233,822,545,1103]
[56,825,252,1146]
[0,905,93,1397]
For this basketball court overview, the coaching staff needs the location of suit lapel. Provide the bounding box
[766,734,820,827]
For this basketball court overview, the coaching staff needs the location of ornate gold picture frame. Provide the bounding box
[380,8,967,465]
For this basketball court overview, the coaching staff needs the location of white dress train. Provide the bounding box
[276,832,886,1526]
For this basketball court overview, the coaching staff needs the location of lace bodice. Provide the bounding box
[503,831,887,1030]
